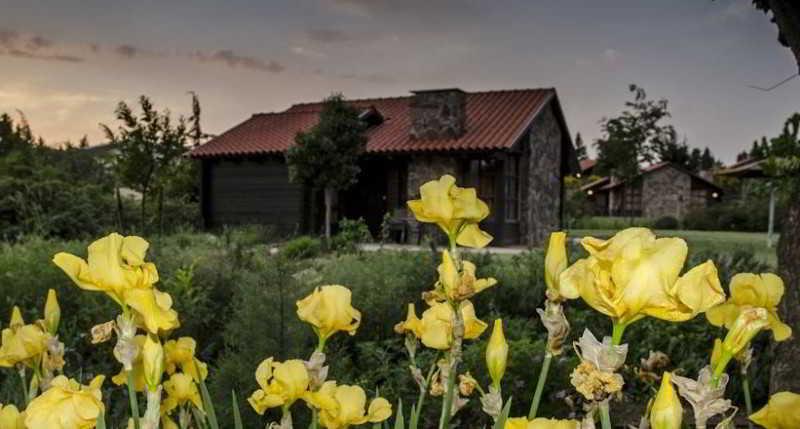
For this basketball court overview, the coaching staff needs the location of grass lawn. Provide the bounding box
[568,229,778,267]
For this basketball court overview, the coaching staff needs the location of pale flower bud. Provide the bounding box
[44,289,61,335]
[485,319,508,389]
[650,372,682,429]
[142,334,165,392]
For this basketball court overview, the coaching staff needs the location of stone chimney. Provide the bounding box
[409,88,467,139]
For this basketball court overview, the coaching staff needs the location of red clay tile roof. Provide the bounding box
[579,159,596,172]
[190,88,557,158]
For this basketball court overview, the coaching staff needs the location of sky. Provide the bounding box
[0,0,797,163]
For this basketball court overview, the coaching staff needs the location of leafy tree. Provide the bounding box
[286,94,367,240]
[101,95,194,233]
[752,0,800,72]
[595,84,673,179]
[701,147,716,170]
[574,132,588,161]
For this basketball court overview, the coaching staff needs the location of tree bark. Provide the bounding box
[763,0,800,394]
[324,187,334,241]
[767,0,800,73]
[771,187,800,393]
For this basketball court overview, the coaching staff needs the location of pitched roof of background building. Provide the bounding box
[579,159,596,172]
[581,161,722,192]
[190,88,565,158]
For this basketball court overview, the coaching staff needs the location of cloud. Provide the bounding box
[329,69,396,84]
[114,44,139,58]
[603,48,621,65]
[291,45,327,59]
[306,28,354,43]
[190,49,286,73]
[0,29,84,63]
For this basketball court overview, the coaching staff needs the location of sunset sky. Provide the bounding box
[1,0,797,162]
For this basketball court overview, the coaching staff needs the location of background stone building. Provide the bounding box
[190,88,578,246]
[582,162,722,220]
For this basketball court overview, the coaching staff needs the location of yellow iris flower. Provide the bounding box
[504,417,579,428]
[650,372,682,429]
[305,381,392,429]
[53,233,179,335]
[297,285,362,343]
[396,301,487,350]
[407,175,493,248]
[486,319,508,389]
[560,228,725,326]
[0,403,25,429]
[432,250,497,302]
[162,373,204,415]
[248,358,310,414]
[164,337,208,382]
[706,273,792,342]
[24,375,105,429]
[749,391,800,429]
[544,232,578,302]
[0,308,48,368]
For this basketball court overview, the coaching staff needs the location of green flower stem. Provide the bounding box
[438,353,459,429]
[742,368,754,429]
[611,321,627,346]
[127,371,141,429]
[310,409,319,429]
[527,352,553,419]
[17,367,28,406]
[316,336,327,353]
[411,361,438,429]
[599,400,612,429]
[711,350,733,388]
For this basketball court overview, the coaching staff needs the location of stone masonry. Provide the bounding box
[524,104,563,247]
[642,165,691,219]
[409,89,467,139]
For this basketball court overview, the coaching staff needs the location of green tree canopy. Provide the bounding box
[286,94,367,238]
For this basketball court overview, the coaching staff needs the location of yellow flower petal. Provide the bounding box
[455,223,493,248]
[749,391,800,429]
[125,287,180,334]
[650,372,682,429]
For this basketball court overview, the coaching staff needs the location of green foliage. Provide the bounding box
[286,94,367,191]
[281,235,323,259]
[571,216,653,230]
[683,201,773,232]
[652,215,679,230]
[101,94,200,233]
[331,217,372,253]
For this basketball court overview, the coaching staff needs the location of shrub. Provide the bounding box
[330,217,372,253]
[281,235,322,259]
[652,215,679,230]
[572,216,653,229]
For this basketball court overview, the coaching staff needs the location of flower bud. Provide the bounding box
[544,232,569,301]
[44,289,61,335]
[650,372,682,429]
[9,306,24,328]
[485,319,508,389]
[458,372,478,396]
[142,334,165,392]
[722,307,769,357]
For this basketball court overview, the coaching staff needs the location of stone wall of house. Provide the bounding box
[409,89,467,140]
[523,103,562,246]
[404,154,460,243]
[642,165,691,219]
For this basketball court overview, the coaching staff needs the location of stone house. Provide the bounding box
[189,88,578,246]
[581,162,722,219]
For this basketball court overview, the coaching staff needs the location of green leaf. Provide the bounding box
[492,397,513,429]
[232,389,244,429]
[96,411,107,429]
[198,375,219,429]
[409,403,419,429]
[393,400,405,429]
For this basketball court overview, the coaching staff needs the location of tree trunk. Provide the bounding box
[770,187,800,393]
[324,187,334,241]
[115,186,126,231]
[140,186,148,235]
[767,0,800,73]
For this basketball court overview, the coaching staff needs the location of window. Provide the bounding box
[478,159,497,217]
[505,157,520,221]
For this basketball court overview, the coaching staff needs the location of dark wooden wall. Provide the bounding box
[200,156,305,235]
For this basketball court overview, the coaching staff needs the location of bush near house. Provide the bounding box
[0,229,772,427]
